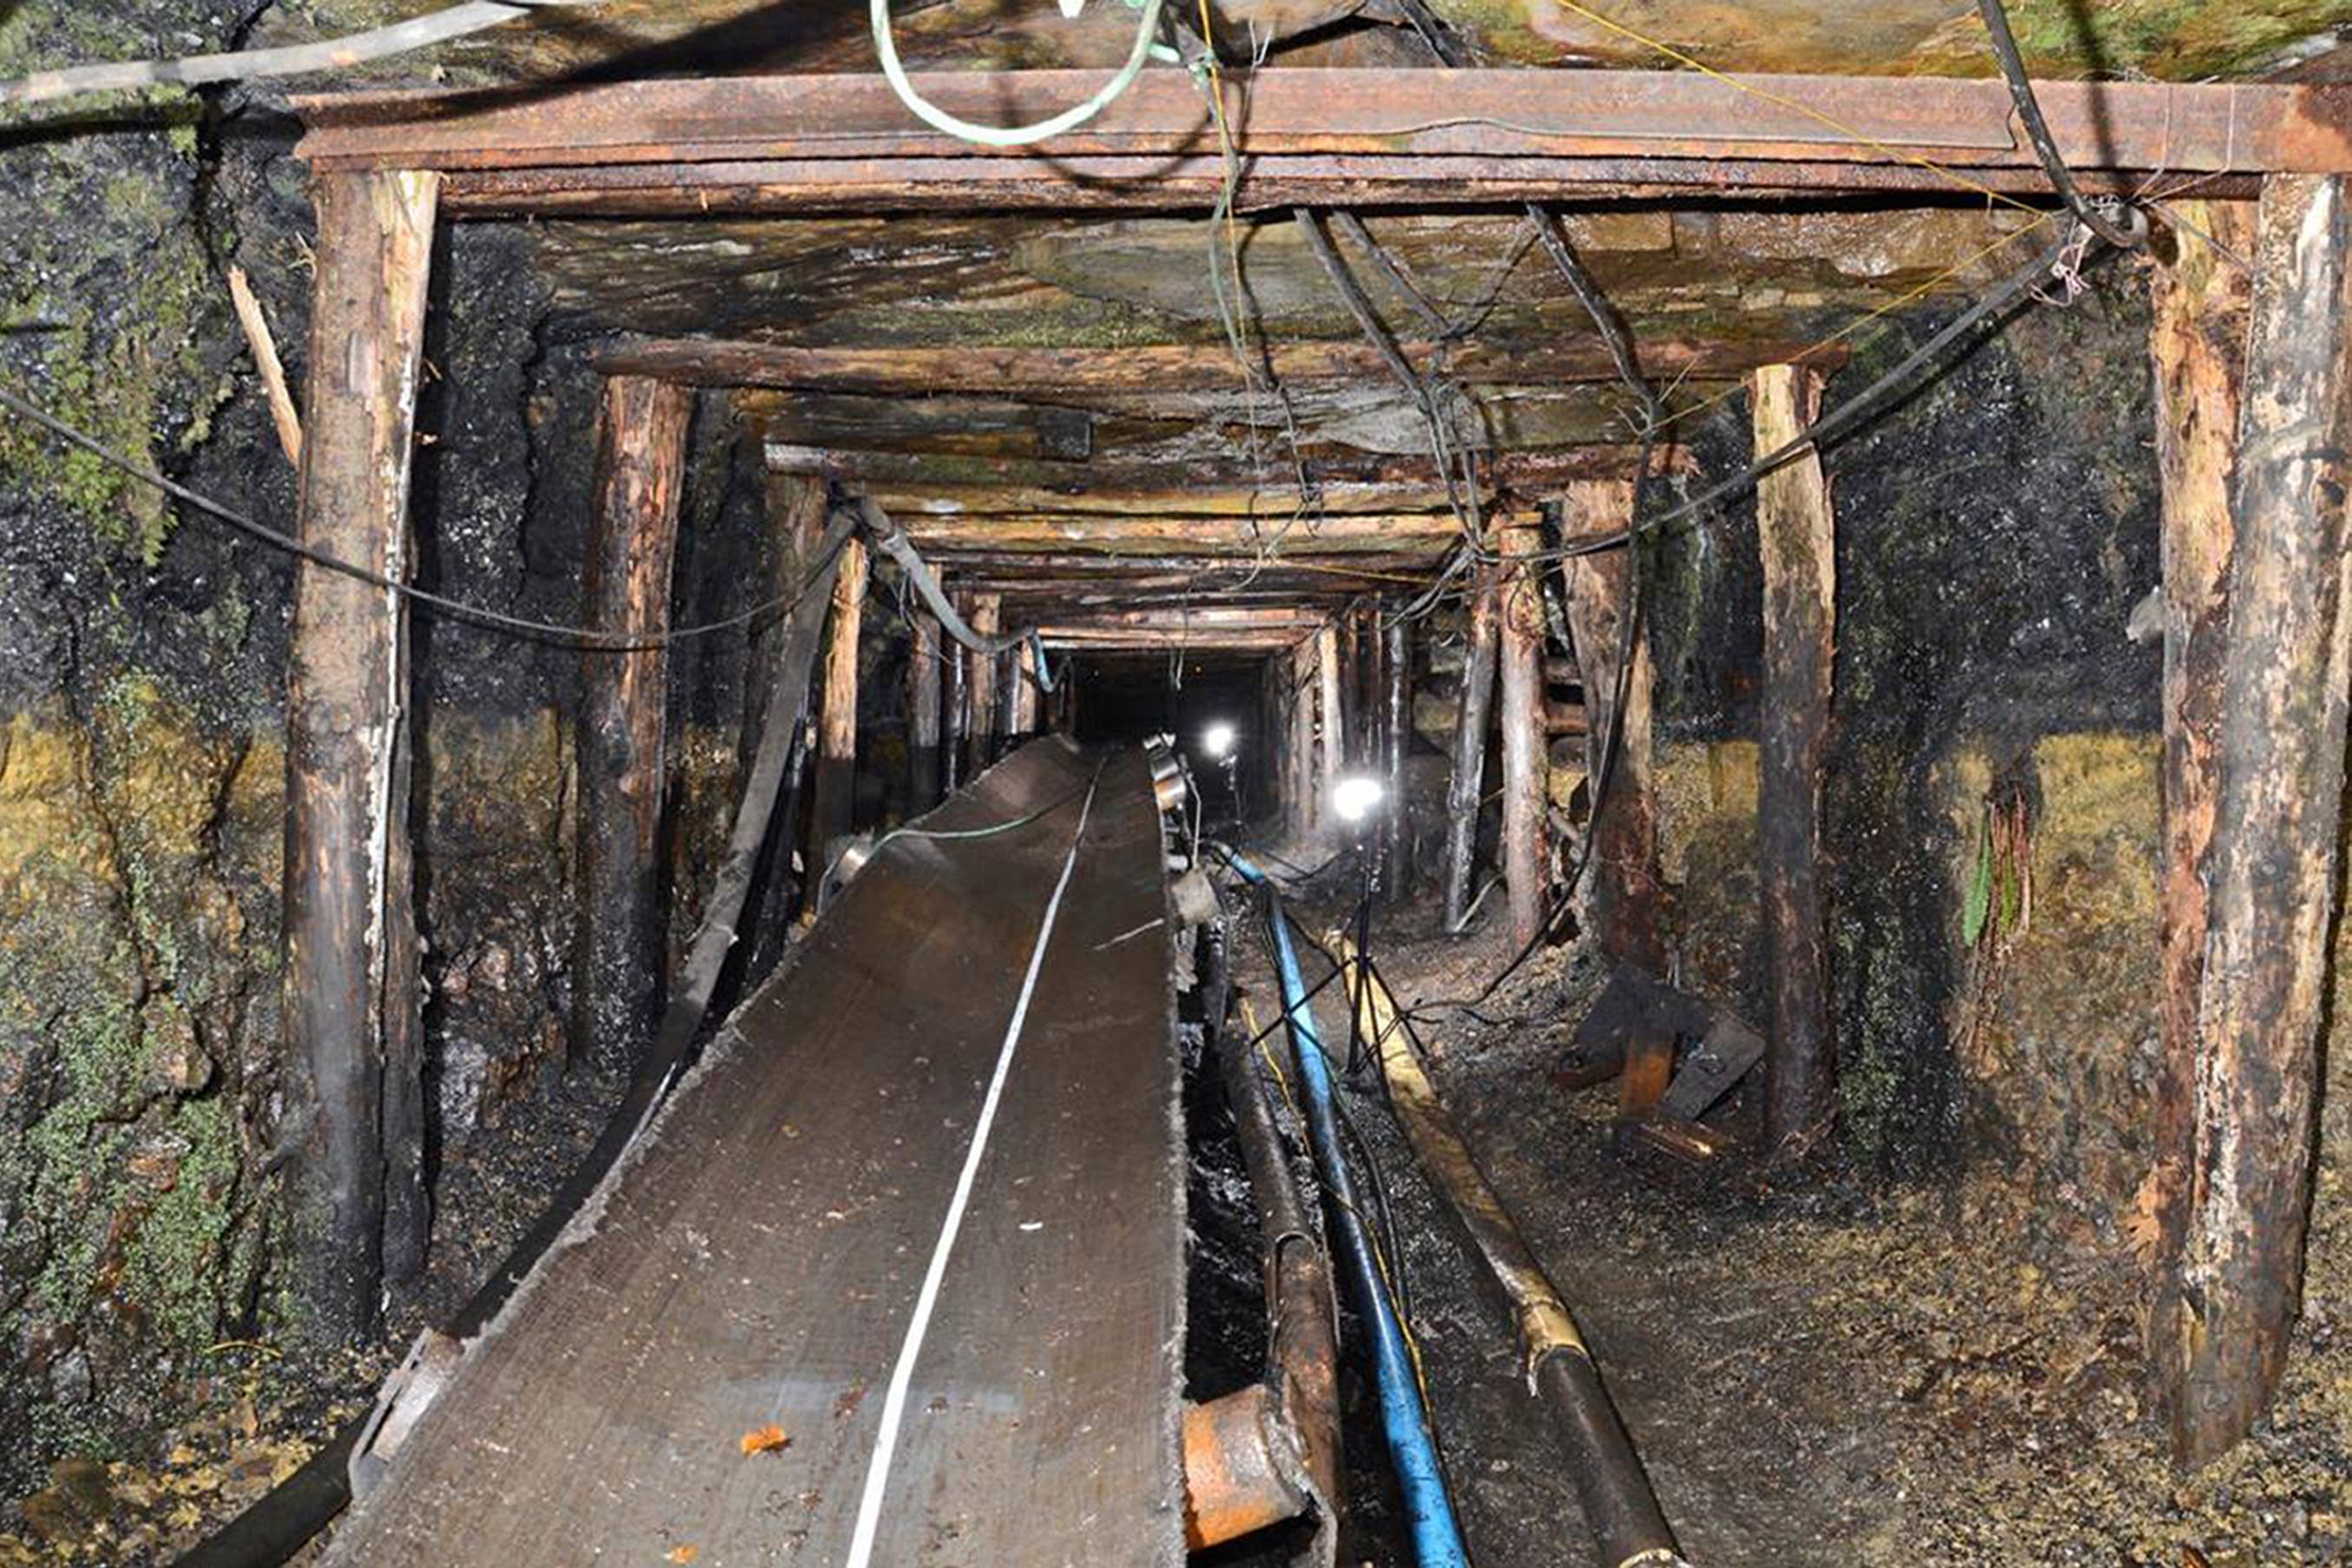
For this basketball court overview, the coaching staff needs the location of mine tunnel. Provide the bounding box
[6,1,2352,1564]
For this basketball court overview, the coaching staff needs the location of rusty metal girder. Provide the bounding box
[292,68,2349,215]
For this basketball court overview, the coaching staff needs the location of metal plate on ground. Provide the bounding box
[323,741,1186,1567]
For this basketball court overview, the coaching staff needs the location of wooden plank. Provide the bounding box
[606,336,1845,399]
[813,537,868,852]
[767,441,1644,502]
[1498,516,1548,950]
[322,743,1185,1567]
[895,511,1466,546]
[1560,484,1665,969]
[2145,199,2257,1416]
[294,70,2352,188]
[1750,366,1836,1158]
[280,168,438,1346]
[2169,174,2352,1467]
[573,376,693,1077]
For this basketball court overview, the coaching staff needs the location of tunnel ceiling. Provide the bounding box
[273,0,2352,82]
[263,0,2352,640]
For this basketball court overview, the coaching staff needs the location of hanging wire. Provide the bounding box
[0,1,594,108]
[0,379,841,651]
[869,0,1170,148]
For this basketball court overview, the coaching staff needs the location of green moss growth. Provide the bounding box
[1989,0,2348,79]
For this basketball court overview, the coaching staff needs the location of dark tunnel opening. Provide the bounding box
[1071,653,1277,828]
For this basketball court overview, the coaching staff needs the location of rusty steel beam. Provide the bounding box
[294,72,2352,218]
[423,155,2247,216]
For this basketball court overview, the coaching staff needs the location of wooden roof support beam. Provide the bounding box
[294,69,2352,216]
[1040,629,1313,650]
[772,443,1652,504]
[606,338,1845,399]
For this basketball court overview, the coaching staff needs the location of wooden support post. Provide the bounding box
[281,168,438,1344]
[942,638,968,794]
[1009,639,1041,739]
[966,592,1002,775]
[741,473,830,972]
[1380,608,1411,901]
[811,536,867,850]
[1443,547,1502,931]
[1498,517,1549,951]
[1315,623,1345,827]
[1339,615,1364,767]
[1289,642,1319,844]
[1560,483,1665,970]
[2166,175,2352,1466]
[1749,366,1837,1157]
[2146,199,2256,1417]
[908,610,944,812]
[572,375,694,1078]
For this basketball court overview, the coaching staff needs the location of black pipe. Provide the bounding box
[1974,0,2144,251]
[1201,917,1345,1554]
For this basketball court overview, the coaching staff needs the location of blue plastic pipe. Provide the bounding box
[1226,853,1472,1568]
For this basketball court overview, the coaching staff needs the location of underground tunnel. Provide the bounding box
[3,1,2352,1563]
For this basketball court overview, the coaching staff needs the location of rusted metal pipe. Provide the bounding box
[1201,918,1342,1564]
[1182,1384,1315,1551]
[1330,930,1687,1568]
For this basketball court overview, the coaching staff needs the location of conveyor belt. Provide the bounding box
[323,741,1186,1566]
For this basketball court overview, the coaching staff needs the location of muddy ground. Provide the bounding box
[0,1064,626,1565]
[1219,867,2352,1567]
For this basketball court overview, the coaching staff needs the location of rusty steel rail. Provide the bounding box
[1331,931,1687,1568]
[292,69,2349,204]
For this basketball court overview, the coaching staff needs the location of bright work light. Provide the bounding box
[1332,775,1385,825]
[1201,721,1237,760]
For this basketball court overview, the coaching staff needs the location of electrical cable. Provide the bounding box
[1974,0,2147,251]
[0,378,844,651]
[1409,214,2131,1023]
[856,497,1058,692]
[1519,215,2133,569]
[0,1,592,108]
[870,0,1169,148]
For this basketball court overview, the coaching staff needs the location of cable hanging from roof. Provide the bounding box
[870,0,1172,148]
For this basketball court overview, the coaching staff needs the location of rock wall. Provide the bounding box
[1647,264,2177,1261]
[0,3,771,1492]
